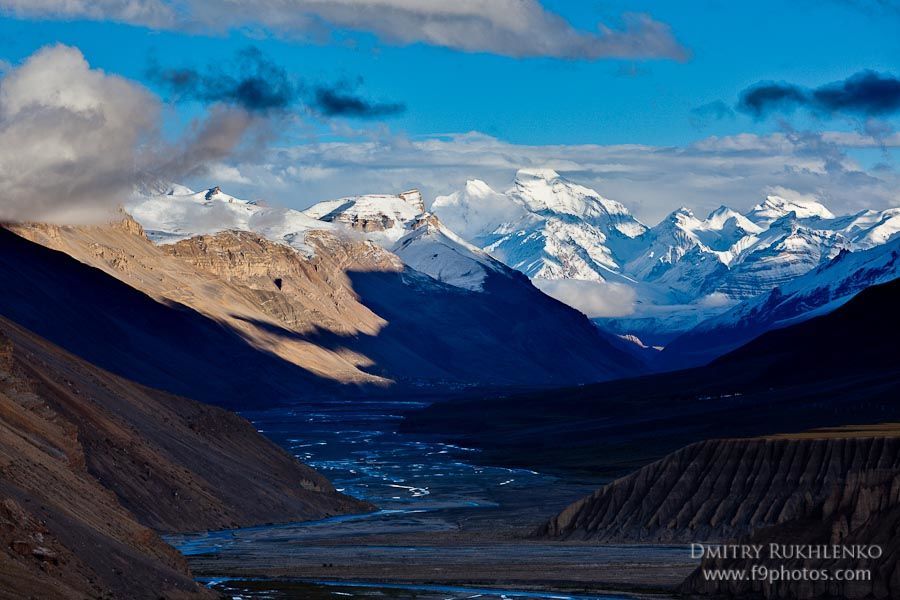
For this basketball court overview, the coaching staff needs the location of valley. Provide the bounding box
[162,399,696,598]
[0,11,898,600]
[1,184,898,598]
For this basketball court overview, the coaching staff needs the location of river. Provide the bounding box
[165,399,694,598]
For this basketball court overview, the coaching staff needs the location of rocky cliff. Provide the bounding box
[538,434,900,543]
[0,314,369,599]
[679,464,900,599]
[538,431,900,599]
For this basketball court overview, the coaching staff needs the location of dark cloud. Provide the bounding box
[148,47,299,113]
[737,82,808,117]
[813,71,900,115]
[738,71,900,118]
[149,47,406,119]
[312,85,406,118]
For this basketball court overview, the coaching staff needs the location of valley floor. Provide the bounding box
[165,400,695,598]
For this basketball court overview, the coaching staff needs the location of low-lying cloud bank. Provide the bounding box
[0,0,688,61]
[534,278,637,318]
[0,44,265,223]
[211,128,900,225]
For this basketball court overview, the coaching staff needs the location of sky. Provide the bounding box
[1,0,899,224]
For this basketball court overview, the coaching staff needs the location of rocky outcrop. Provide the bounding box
[0,315,370,599]
[164,229,398,336]
[680,456,900,599]
[538,435,900,543]
[538,432,900,599]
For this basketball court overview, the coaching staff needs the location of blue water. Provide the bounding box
[166,399,687,599]
[198,577,641,599]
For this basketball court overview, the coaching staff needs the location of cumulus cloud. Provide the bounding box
[0,0,688,61]
[533,278,636,318]
[0,44,267,224]
[0,44,160,223]
[738,71,900,118]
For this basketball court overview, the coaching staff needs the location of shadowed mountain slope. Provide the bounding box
[0,312,368,599]
[0,227,335,407]
[403,277,900,476]
[9,219,643,393]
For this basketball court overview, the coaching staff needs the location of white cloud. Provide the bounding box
[0,44,268,224]
[533,278,636,318]
[0,0,173,27]
[0,44,160,223]
[205,163,252,184]
[0,0,688,61]
[204,129,900,225]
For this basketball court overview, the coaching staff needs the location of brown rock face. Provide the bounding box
[164,229,398,336]
[539,435,900,543]
[10,220,397,388]
[538,433,900,598]
[8,216,640,391]
[0,315,370,599]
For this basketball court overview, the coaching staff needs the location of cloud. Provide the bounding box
[203,128,899,225]
[0,44,160,223]
[0,0,688,61]
[149,47,405,119]
[158,106,269,182]
[0,44,267,224]
[312,84,406,118]
[148,47,299,113]
[533,278,636,318]
[0,0,173,27]
[738,71,900,118]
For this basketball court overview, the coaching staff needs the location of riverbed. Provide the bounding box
[165,399,695,598]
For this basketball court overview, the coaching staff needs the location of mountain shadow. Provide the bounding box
[0,228,342,407]
[403,277,900,476]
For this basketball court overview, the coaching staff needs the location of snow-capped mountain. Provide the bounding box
[435,169,648,283]
[303,190,506,291]
[433,170,900,344]
[122,182,644,385]
[129,184,331,256]
[302,189,425,246]
[661,235,900,369]
[745,194,835,225]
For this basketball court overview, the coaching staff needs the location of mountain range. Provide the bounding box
[123,173,900,374]
[433,169,900,350]
[117,184,642,390]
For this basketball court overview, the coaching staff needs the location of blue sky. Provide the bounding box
[1,1,899,222]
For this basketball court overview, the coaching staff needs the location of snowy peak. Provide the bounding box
[398,189,425,213]
[127,184,328,254]
[746,194,835,225]
[391,213,503,292]
[302,192,425,245]
[305,190,505,291]
[705,205,762,233]
[511,168,643,230]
